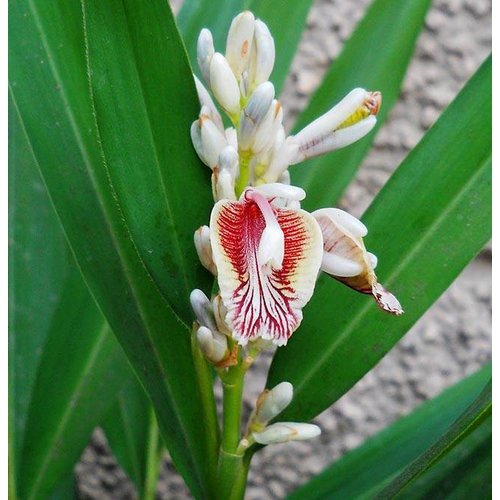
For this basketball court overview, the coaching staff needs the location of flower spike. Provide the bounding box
[313,208,403,315]
[210,189,323,346]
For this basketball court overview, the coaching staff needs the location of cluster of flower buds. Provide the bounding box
[239,382,321,448]
[191,11,382,201]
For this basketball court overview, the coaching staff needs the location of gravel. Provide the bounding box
[76,0,491,498]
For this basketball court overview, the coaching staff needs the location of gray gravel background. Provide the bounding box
[76,0,492,498]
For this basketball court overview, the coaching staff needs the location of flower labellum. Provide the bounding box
[210,188,323,346]
[313,208,403,315]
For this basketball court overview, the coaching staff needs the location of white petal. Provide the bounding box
[212,168,236,201]
[367,252,378,269]
[210,53,241,116]
[313,208,368,238]
[258,223,285,269]
[225,11,255,79]
[321,251,363,277]
[253,422,321,444]
[253,183,306,201]
[197,29,214,84]
[292,88,367,148]
[190,289,218,332]
[190,121,208,166]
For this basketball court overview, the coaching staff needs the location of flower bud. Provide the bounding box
[254,382,293,425]
[190,289,218,332]
[194,226,217,275]
[225,11,255,79]
[289,88,380,164]
[218,145,239,179]
[247,19,275,89]
[225,127,238,151]
[239,82,275,150]
[193,75,223,132]
[253,100,283,155]
[253,422,321,445]
[196,325,229,364]
[191,107,228,169]
[212,294,232,336]
[197,28,215,85]
[212,167,236,201]
[210,53,241,117]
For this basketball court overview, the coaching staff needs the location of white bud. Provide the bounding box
[253,422,321,445]
[190,289,218,332]
[194,226,217,276]
[197,29,214,85]
[212,294,232,336]
[212,168,236,201]
[313,208,367,238]
[255,382,293,424]
[210,53,241,117]
[193,75,223,131]
[247,19,275,89]
[265,137,300,183]
[225,127,238,151]
[199,112,228,169]
[218,145,239,179]
[225,11,255,79]
[278,169,291,185]
[253,100,283,154]
[253,183,306,202]
[239,82,275,150]
[196,326,229,364]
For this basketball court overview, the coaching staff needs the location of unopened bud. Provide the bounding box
[194,226,217,275]
[239,82,275,150]
[210,53,241,117]
[225,127,238,151]
[212,294,232,336]
[247,19,275,89]
[212,167,236,201]
[253,100,283,155]
[197,28,215,85]
[196,325,229,364]
[190,289,218,332]
[255,382,293,425]
[225,11,255,79]
[218,145,239,179]
[253,422,321,445]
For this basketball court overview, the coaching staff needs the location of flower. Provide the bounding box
[210,185,323,346]
[191,11,403,348]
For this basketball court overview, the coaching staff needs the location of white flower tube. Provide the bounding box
[253,422,321,445]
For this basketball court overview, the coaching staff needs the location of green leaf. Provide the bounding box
[268,56,492,422]
[399,417,491,500]
[292,0,432,210]
[9,96,131,499]
[287,366,491,500]
[178,0,314,95]
[102,378,154,493]
[377,381,492,498]
[9,0,217,496]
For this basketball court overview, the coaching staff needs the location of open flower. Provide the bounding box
[209,185,323,346]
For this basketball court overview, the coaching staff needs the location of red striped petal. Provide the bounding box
[210,197,323,346]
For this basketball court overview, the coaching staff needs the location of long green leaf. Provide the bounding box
[9,96,132,499]
[288,366,491,500]
[9,0,216,496]
[398,417,491,500]
[292,0,432,210]
[178,0,314,95]
[102,378,153,493]
[268,57,491,422]
[376,381,492,498]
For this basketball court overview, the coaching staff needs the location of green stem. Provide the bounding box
[216,450,251,500]
[191,327,220,491]
[142,409,160,500]
[221,364,245,453]
[235,152,252,197]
